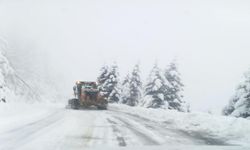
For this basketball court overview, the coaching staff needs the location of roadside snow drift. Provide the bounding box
[109,104,250,146]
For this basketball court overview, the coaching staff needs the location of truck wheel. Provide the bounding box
[70,98,80,109]
[97,105,107,110]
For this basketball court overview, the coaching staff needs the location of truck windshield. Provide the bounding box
[82,83,97,89]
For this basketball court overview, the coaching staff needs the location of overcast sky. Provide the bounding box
[1,0,250,112]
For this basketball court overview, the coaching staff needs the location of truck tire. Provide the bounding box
[69,98,80,109]
[97,105,107,110]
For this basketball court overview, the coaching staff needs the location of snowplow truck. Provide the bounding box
[68,81,108,110]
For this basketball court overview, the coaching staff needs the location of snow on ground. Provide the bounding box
[0,102,249,150]
[109,104,250,146]
[0,102,63,133]
[87,145,249,150]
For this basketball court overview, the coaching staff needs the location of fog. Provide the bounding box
[1,0,250,112]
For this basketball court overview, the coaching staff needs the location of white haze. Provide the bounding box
[0,0,250,113]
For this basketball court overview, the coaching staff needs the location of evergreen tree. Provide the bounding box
[164,61,186,112]
[142,63,168,108]
[120,74,130,104]
[106,63,121,103]
[0,41,40,103]
[223,96,237,116]
[223,70,250,118]
[127,64,142,106]
[108,84,121,103]
[97,65,109,85]
[97,64,110,99]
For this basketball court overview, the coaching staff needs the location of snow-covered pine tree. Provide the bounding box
[142,63,167,108]
[120,74,130,104]
[223,94,239,116]
[97,64,110,98]
[127,64,142,106]
[0,51,10,103]
[108,85,121,103]
[0,41,15,102]
[0,39,40,103]
[223,70,250,118]
[107,63,121,103]
[164,61,186,112]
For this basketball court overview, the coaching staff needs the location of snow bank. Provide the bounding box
[109,104,250,146]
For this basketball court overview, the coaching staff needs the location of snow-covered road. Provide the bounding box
[0,104,243,150]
